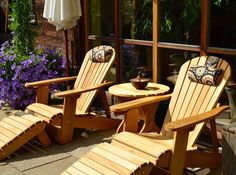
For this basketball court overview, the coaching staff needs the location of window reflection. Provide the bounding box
[121,44,152,82]
[159,0,201,45]
[210,0,236,49]
[89,0,114,36]
[121,0,152,40]
[158,48,199,88]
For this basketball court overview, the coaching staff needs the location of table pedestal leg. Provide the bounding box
[139,102,160,132]
[115,102,160,133]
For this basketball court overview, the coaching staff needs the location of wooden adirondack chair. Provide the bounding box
[24,46,120,144]
[61,56,231,175]
[0,46,120,160]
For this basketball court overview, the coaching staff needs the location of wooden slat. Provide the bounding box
[113,132,170,158]
[8,116,34,126]
[0,132,12,143]
[61,171,75,175]
[80,156,121,175]
[183,84,203,118]
[86,151,132,175]
[0,121,22,135]
[20,114,44,124]
[177,83,198,118]
[78,62,101,112]
[64,166,87,175]
[80,62,107,111]
[199,86,217,112]
[73,161,103,175]
[161,58,193,136]
[0,140,5,148]
[97,143,149,166]
[91,146,138,171]
[170,57,202,122]
[27,103,62,117]
[2,118,30,131]
[74,53,91,88]
[0,125,17,138]
[111,140,158,165]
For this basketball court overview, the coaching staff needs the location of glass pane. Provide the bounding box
[209,0,236,49]
[158,48,199,89]
[89,0,114,37]
[159,0,201,45]
[121,0,152,40]
[89,40,115,49]
[121,44,152,82]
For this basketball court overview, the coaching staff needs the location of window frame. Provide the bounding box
[81,0,236,83]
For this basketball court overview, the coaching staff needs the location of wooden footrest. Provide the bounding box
[0,112,51,160]
[61,143,152,175]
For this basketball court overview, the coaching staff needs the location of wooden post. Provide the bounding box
[200,0,209,56]
[152,0,158,82]
[114,0,121,83]
[64,30,70,77]
[4,0,9,34]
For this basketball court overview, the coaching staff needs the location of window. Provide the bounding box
[82,0,236,84]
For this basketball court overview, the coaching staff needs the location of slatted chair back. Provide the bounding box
[73,47,115,114]
[161,56,231,147]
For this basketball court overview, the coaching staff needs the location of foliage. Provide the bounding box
[131,0,152,39]
[0,41,66,109]
[9,0,37,56]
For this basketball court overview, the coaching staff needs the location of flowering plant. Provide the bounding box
[0,41,66,109]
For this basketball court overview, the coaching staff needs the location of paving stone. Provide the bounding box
[9,150,71,172]
[23,156,77,175]
[0,164,24,175]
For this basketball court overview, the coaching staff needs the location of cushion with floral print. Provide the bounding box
[188,56,223,86]
[90,45,113,63]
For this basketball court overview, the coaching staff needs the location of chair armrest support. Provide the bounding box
[110,94,172,113]
[25,76,77,88]
[55,81,113,98]
[165,105,229,131]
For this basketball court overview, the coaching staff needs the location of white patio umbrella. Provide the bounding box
[43,0,82,77]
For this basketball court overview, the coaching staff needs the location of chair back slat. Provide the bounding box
[73,48,115,113]
[161,56,231,147]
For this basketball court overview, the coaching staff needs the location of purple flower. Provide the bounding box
[0,42,66,109]
[11,62,16,70]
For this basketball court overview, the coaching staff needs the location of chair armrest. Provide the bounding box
[25,76,77,88]
[165,105,229,131]
[55,81,114,97]
[110,94,172,113]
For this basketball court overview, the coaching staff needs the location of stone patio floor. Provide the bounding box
[0,107,222,175]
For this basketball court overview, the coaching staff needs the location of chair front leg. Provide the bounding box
[59,96,76,144]
[170,129,189,175]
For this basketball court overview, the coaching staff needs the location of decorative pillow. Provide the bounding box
[188,65,223,86]
[205,56,220,68]
[90,45,113,63]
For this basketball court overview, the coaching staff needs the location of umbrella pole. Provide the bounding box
[64,30,69,77]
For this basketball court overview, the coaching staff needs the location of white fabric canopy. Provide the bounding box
[43,0,82,31]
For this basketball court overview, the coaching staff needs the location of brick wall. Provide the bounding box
[35,0,74,59]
